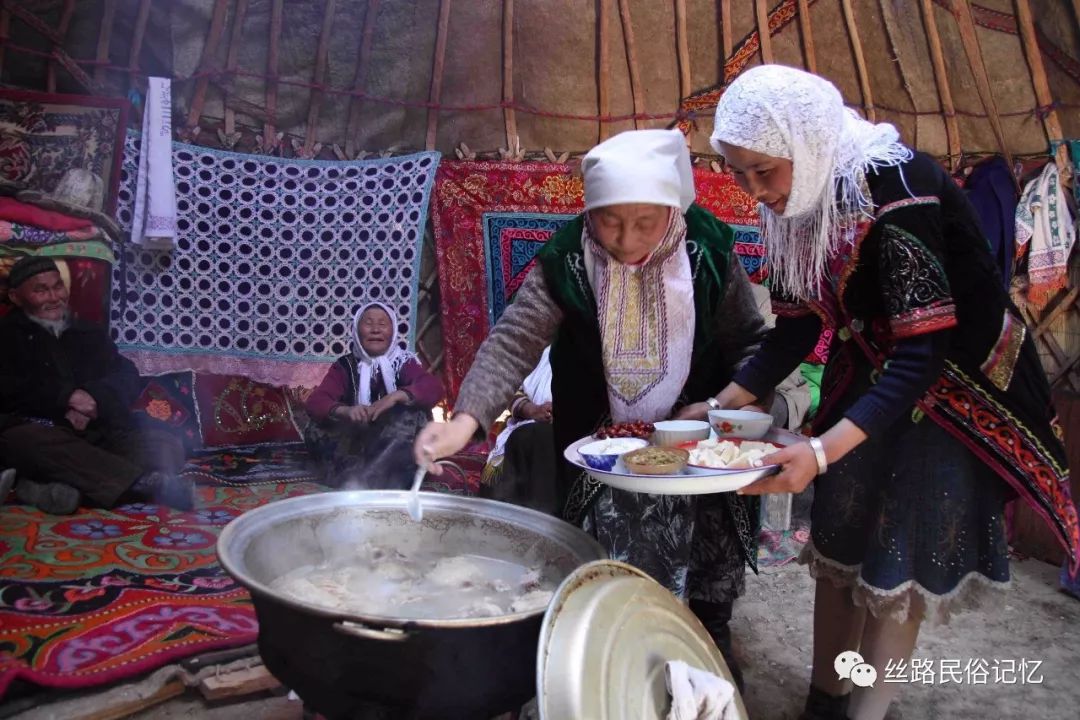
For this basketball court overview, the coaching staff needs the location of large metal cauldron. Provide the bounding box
[217,490,606,719]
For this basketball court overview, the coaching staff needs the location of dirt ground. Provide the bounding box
[9,557,1077,720]
[736,558,1080,720]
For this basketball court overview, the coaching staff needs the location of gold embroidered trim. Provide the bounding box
[980,311,1026,392]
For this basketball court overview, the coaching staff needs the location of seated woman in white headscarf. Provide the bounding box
[479,346,558,514]
[305,302,443,489]
[677,65,1078,720]
[415,128,771,689]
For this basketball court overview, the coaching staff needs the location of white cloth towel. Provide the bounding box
[666,660,739,720]
[131,76,177,249]
[1015,160,1076,308]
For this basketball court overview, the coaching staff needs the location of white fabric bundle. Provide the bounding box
[666,660,739,720]
[131,77,177,249]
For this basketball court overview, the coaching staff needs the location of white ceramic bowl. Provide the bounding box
[707,409,773,439]
[651,420,710,447]
[577,437,649,471]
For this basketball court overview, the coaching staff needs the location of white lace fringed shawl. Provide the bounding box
[710,65,913,301]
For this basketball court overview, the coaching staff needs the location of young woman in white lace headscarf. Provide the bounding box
[304,302,444,489]
[677,65,1077,720]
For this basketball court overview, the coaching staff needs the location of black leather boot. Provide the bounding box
[799,685,851,720]
[688,598,745,694]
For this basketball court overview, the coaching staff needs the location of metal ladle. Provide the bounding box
[406,455,465,523]
[407,465,426,522]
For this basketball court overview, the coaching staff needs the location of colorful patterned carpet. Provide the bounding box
[757,522,811,568]
[0,443,488,699]
[0,482,325,697]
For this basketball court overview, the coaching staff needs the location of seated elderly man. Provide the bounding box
[0,257,193,514]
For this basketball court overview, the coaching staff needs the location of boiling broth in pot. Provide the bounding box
[269,541,556,619]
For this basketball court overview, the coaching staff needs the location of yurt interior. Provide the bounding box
[0,1,1079,719]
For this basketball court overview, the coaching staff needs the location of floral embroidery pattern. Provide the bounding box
[879,225,955,336]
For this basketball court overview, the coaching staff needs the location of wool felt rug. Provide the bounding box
[0,441,490,698]
[0,481,325,697]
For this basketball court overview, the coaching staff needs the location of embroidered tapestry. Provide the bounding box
[0,89,129,214]
[432,161,769,403]
[131,371,202,451]
[182,443,315,486]
[192,373,302,448]
[112,133,440,387]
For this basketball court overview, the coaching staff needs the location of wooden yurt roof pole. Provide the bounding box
[616,0,644,130]
[918,0,962,169]
[345,0,380,157]
[796,0,817,73]
[263,0,283,150]
[222,0,249,141]
[755,0,774,64]
[425,0,452,151]
[4,2,99,93]
[502,0,517,149]
[674,0,691,100]
[1072,1,1080,33]
[1014,0,1070,179]
[185,0,230,131]
[128,0,152,96]
[46,0,75,93]
[303,0,338,156]
[840,0,875,121]
[598,0,611,142]
[94,0,118,85]
[950,0,1013,170]
[720,0,732,82]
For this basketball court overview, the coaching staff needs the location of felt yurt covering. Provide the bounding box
[4,0,1078,383]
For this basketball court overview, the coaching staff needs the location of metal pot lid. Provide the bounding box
[536,560,748,720]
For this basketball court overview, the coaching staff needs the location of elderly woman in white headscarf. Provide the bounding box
[677,65,1077,720]
[305,301,443,488]
[416,128,771,688]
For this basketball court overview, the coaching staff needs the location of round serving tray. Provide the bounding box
[563,428,803,495]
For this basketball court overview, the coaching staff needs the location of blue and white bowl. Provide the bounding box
[578,438,649,471]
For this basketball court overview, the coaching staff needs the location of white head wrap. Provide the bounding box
[350,301,416,405]
[582,129,696,213]
[710,65,912,300]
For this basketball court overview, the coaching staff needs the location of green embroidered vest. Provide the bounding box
[538,204,759,570]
